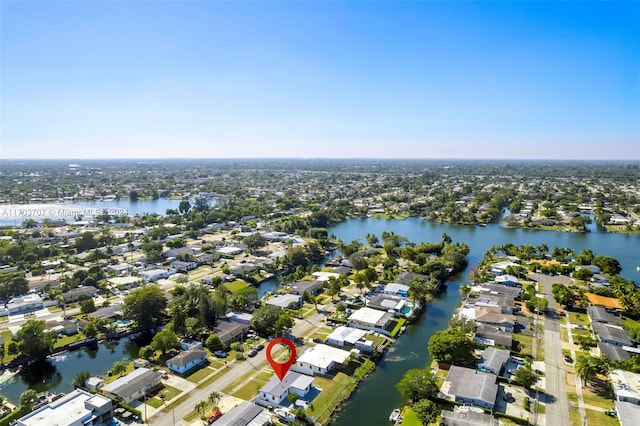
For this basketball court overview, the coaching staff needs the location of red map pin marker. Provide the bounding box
[266,337,297,381]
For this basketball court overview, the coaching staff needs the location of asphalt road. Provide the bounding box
[533,273,571,426]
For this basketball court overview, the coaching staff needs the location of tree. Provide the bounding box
[20,389,38,410]
[427,328,475,367]
[111,360,128,377]
[151,328,180,355]
[575,353,598,387]
[81,298,96,314]
[274,312,295,335]
[178,200,191,214]
[123,285,167,329]
[16,319,57,359]
[208,391,221,408]
[593,256,622,276]
[287,392,300,405]
[459,284,471,297]
[141,241,163,263]
[513,364,538,389]
[139,345,156,360]
[243,233,267,253]
[396,368,439,403]
[205,334,224,351]
[251,305,285,336]
[72,371,91,389]
[412,399,438,425]
[83,321,98,338]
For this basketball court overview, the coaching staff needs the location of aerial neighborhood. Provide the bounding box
[0,159,637,426]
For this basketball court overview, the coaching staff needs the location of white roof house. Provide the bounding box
[347,307,394,335]
[326,326,367,347]
[216,246,243,256]
[383,283,409,297]
[254,371,314,407]
[266,294,302,309]
[6,294,44,315]
[292,344,351,376]
[611,369,640,404]
[311,271,340,282]
[17,389,112,426]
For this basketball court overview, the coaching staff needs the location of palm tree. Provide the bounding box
[208,391,221,409]
[575,354,598,387]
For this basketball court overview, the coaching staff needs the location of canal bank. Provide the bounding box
[327,217,638,426]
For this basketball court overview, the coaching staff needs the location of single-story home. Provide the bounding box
[292,344,351,376]
[479,284,522,299]
[474,307,516,333]
[440,409,498,426]
[611,369,640,404]
[587,306,619,324]
[291,281,324,296]
[326,326,375,353]
[440,366,498,410]
[45,319,78,336]
[214,401,272,426]
[140,268,170,283]
[266,294,302,310]
[599,342,631,361]
[214,320,249,344]
[180,338,203,350]
[62,286,98,303]
[254,371,314,407]
[478,347,510,375]
[494,274,519,287]
[383,283,409,297]
[215,246,243,256]
[347,307,394,335]
[17,389,113,426]
[474,325,513,349]
[170,260,198,272]
[592,323,633,347]
[101,368,162,403]
[6,294,44,315]
[166,348,208,374]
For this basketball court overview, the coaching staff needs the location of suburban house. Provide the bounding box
[254,371,314,407]
[326,326,375,353]
[169,260,198,272]
[440,409,498,426]
[17,389,113,426]
[62,286,98,303]
[599,342,631,361]
[5,294,44,315]
[101,367,162,404]
[494,274,519,286]
[587,306,619,324]
[347,307,394,335]
[610,369,640,426]
[140,268,170,283]
[213,320,249,344]
[479,284,522,299]
[214,401,272,426]
[474,307,516,332]
[489,261,520,275]
[45,319,78,336]
[394,272,429,285]
[180,338,203,350]
[592,323,633,347]
[215,246,243,257]
[292,344,352,376]
[473,294,515,314]
[166,348,208,374]
[440,366,498,410]
[291,280,323,296]
[106,263,131,276]
[383,283,409,297]
[28,279,61,293]
[226,311,253,325]
[266,294,302,310]
[474,325,513,349]
[478,347,510,375]
[367,294,414,316]
[163,246,197,259]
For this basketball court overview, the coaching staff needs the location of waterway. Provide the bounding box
[0,334,146,405]
[328,217,638,426]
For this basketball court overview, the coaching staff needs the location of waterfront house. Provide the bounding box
[46,319,78,336]
[17,389,113,426]
[394,272,429,285]
[291,344,351,376]
[440,366,498,410]
[291,280,323,296]
[440,409,498,426]
[489,261,520,276]
[610,369,640,426]
[477,347,510,375]
[254,371,314,407]
[266,294,302,310]
[479,284,522,299]
[101,367,162,404]
[474,325,513,349]
[367,294,416,317]
[494,274,519,287]
[213,319,249,344]
[166,348,208,374]
[383,283,409,297]
[473,294,515,314]
[474,307,516,332]
[326,326,374,353]
[347,307,394,335]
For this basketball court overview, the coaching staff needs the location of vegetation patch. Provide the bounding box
[231,377,268,400]
[307,373,354,424]
[186,366,215,383]
[223,280,249,292]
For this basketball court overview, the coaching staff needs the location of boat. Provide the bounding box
[389,408,401,422]
[274,408,295,423]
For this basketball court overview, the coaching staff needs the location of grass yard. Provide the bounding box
[560,328,569,343]
[307,373,354,424]
[399,407,422,426]
[196,366,232,389]
[223,280,249,292]
[585,408,620,426]
[569,312,590,326]
[186,366,215,383]
[230,377,269,400]
[512,333,534,356]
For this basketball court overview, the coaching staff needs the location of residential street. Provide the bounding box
[534,273,571,426]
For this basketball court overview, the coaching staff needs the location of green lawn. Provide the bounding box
[399,407,422,426]
[585,408,620,426]
[568,312,590,326]
[186,366,215,383]
[512,333,534,355]
[223,280,249,292]
[230,377,268,400]
[560,328,569,343]
[307,373,353,424]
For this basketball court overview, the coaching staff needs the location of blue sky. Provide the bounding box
[1,1,638,160]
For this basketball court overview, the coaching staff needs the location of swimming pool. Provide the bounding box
[111,320,133,328]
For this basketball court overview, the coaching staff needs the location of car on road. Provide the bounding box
[248,349,258,357]
[214,350,227,358]
[564,354,573,363]
[255,343,264,351]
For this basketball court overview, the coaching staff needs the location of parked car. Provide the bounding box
[255,343,265,351]
[503,392,512,401]
[214,350,227,358]
[208,411,223,423]
[564,354,573,363]
[248,349,257,357]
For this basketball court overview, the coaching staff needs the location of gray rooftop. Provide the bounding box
[592,323,633,346]
[598,342,630,361]
[480,347,510,373]
[167,348,207,368]
[475,325,513,348]
[215,401,268,426]
[587,306,619,324]
[445,366,498,407]
[102,368,160,400]
[440,409,497,426]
